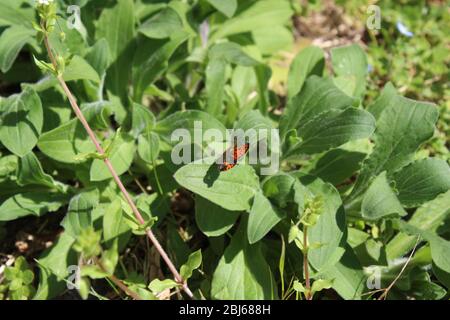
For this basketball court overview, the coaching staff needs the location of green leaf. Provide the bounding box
[0,25,35,73]
[131,103,156,138]
[63,55,100,83]
[311,278,333,295]
[331,44,367,98]
[207,0,237,17]
[291,173,346,271]
[61,189,99,238]
[247,192,284,244]
[322,247,366,299]
[37,232,76,280]
[102,199,131,246]
[138,7,183,39]
[133,33,189,100]
[309,149,367,185]
[155,110,226,143]
[85,38,111,76]
[387,190,450,260]
[174,163,260,211]
[367,82,397,120]
[279,76,355,140]
[180,249,202,280]
[148,279,178,295]
[393,158,450,207]
[287,46,324,99]
[80,101,113,130]
[17,152,57,189]
[96,0,135,62]
[289,108,375,155]
[0,192,68,222]
[195,196,240,237]
[0,0,35,27]
[90,132,136,181]
[348,95,438,202]
[252,25,293,56]
[262,173,295,208]
[211,0,292,41]
[361,172,406,221]
[205,57,227,116]
[0,87,43,157]
[38,119,96,164]
[137,131,160,164]
[211,222,276,299]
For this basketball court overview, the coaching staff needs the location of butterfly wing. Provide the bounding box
[218,143,249,171]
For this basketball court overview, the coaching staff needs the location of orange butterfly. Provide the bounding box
[218,140,250,171]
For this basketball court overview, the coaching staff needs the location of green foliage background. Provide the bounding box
[0,0,448,300]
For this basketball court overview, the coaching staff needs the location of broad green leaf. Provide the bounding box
[235,110,273,138]
[63,55,100,83]
[102,199,131,247]
[80,101,112,130]
[90,132,136,181]
[85,38,111,76]
[180,249,202,280]
[287,46,325,99]
[96,0,135,62]
[205,57,227,116]
[96,0,135,103]
[0,0,34,27]
[247,192,284,244]
[38,119,96,164]
[133,33,189,100]
[393,158,450,207]
[367,82,396,120]
[361,172,406,221]
[155,110,226,143]
[37,232,76,280]
[211,222,276,299]
[208,42,260,67]
[331,44,367,98]
[252,25,293,56]
[137,131,160,164]
[296,174,346,271]
[148,279,178,295]
[207,0,237,17]
[279,76,355,140]
[387,190,450,260]
[174,163,260,211]
[61,189,99,238]
[195,196,240,237]
[309,149,367,185]
[397,222,450,275]
[322,247,365,299]
[0,192,68,221]
[138,7,183,39]
[348,95,438,202]
[205,42,260,116]
[262,173,295,208]
[0,87,43,157]
[0,25,35,73]
[17,152,57,189]
[289,108,375,155]
[131,103,156,138]
[211,0,292,41]
[254,64,272,115]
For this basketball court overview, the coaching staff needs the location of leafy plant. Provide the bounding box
[0,0,449,301]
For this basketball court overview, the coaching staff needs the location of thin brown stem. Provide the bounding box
[42,32,193,299]
[378,236,420,300]
[303,227,312,300]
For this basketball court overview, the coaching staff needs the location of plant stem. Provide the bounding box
[42,33,193,299]
[303,226,311,300]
